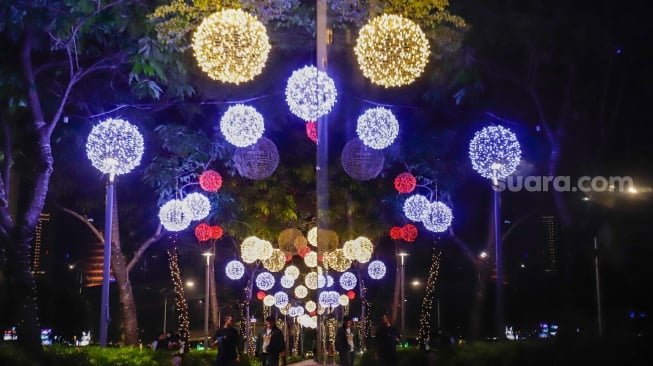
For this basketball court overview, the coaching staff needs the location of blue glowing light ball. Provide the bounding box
[469,125,521,181]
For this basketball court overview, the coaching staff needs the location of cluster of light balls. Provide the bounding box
[86,118,144,177]
[403,194,453,233]
[469,125,521,183]
[158,192,211,232]
[356,107,399,150]
[192,9,270,84]
[220,104,265,148]
[354,14,430,88]
[342,236,373,263]
[241,236,274,264]
[285,66,338,121]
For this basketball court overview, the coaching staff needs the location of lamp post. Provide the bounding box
[86,118,144,346]
[203,251,214,348]
[398,252,409,339]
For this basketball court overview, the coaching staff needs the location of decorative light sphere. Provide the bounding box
[286,66,337,121]
[354,237,373,263]
[389,226,403,240]
[241,236,261,263]
[225,260,245,280]
[305,300,317,312]
[339,272,357,290]
[183,192,211,221]
[307,227,318,247]
[255,272,275,291]
[191,9,270,84]
[422,201,453,233]
[233,136,279,179]
[294,285,308,299]
[86,118,144,176]
[326,275,335,288]
[304,251,318,268]
[195,223,212,242]
[356,107,399,150]
[469,125,521,182]
[394,172,417,193]
[401,223,418,242]
[347,290,356,300]
[280,275,295,288]
[211,225,224,239]
[220,104,265,147]
[354,14,430,88]
[257,240,274,261]
[339,294,350,306]
[284,265,300,280]
[256,291,266,300]
[263,248,286,272]
[367,260,387,279]
[263,294,275,307]
[341,138,384,181]
[305,272,318,290]
[199,170,222,192]
[403,194,430,222]
[306,121,317,143]
[274,292,289,308]
[158,199,192,232]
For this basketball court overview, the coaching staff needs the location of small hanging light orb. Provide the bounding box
[256,271,275,291]
[339,272,357,290]
[199,170,223,192]
[403,194,430,222]
[280,275,295,288]
[354,14,430,88]
[294,285,308,299]
[257,240,274,261]
[354,237,373,263]
[389,226,403,240]
[422,201,453,233]
[305,300,317,312]
[263,248,286,272]
[233,136,279,179]
[394,172,417,194]
[195,223,212,242]
[274,292,289,308]
[367,260,387,279]
[284,265,300,280]
[263,294,275,307]
[305,272,318,290]
[401,223,418,242]
[210,225,224,239]
[285,66,338,121]
[341,138,384,181]
[347,290,356,300]
[158,199,192,232]
[469,125,521,182]
[356,107,399,150]
[339,294,350,307]
[86,118,144,176]
[304,251,318,268]
[241,236,260,263]
[220,104,265,148]
[342,240,358,261]
[191,9,270,84]
[256,291,266,300]
[183,192,211,221]
[225,260,245,280]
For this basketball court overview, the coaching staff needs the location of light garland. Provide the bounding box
[418,249,442,348]
[225,260,245,280]
[167,248,190,350]
[469,125,521,183]
[191,9,270,84]
[354,14,430,87]
[182,192,211,221]
[356,107,399,150]
[367,260,387,279]
[220,104,265,148]
[86,118,144,177]
[422,201,453,233]
[403,194,430,222]
[199,169,222,192]
[158,199,192,232]
[339,272,357,290]
[285,66,338,121]
[255,271,275,291]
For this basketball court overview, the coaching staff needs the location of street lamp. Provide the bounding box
[397,252,409,339]
[202,251,214,348]
[86,118,144,347]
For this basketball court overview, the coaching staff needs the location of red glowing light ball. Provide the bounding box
[394,172,417,194]
[389,226,402,240]
[256,291,266,300]
[401,223,418,242]
[347,290,356,300]
[285,255,293,262]
[306,121,317,143]
[195,223,212,242]
[211,225,224,240]
[199,170,223,192]
[298,246,311,258]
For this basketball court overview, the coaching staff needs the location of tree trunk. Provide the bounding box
[209,242,219,332]
[168,248,190,350]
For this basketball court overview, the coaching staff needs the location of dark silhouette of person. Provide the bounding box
[213,315,241,366]
[335,316,355,366]
[259,316,285,366]
[374,314,400,366]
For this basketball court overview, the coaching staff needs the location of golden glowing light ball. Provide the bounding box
[354,13,430,88]
[192,9,271,84]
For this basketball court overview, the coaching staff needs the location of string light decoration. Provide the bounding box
[306,121,317,143]
[422,201,453,233]
[255,272,275,291]
[220,104,265,148]
[191,9,270,84]
[401,224,418,242]
[183,192,211,221]
[403,194,430,222]
[469,125,521,183]
[263,248,286,272]
[418,249,442,348]
[294,285,308,299]
[356,107,399,150]
[285,66,338,121]
[341,138,384,181]
[167,248,190,350]
[199,169,222,192]
[394,172,417,194]
[195,223,212,242]
[233,136,279,179]
[225,260,245,280]
[354,14,430,88]
[159,199,192,232]
[339,272,357,290]
[86,118,144,177]
[367,260,387,279]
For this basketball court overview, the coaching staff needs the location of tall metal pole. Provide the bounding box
[203,252,213,348]
[100,174,115,347]
[493,186,504,338]
[398,252,408,339]
[163,294,168,334]
[593,236,603,336]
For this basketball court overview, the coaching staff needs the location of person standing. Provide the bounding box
[260,316,285,366]
[335,316,355,366]
[213,315,241,366]
[374,314,400,366]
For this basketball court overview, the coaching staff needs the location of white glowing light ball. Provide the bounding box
[469,125,521,182]
[274,291,289,308]
[339,295,350,306]
[367,260,387,279]
[403,194,430,222]
[183,192,211,221]
[305,300,316,312]
[280,275,295,289]
[256,272,275,291]
[356,107,399,150]
[220,104,265,147]
[304,251,318,268]
[294,285,308,299]
[263,294,275,307]
[339,272,357,290]
[86,118,144,176]
[158,199,192,232]
[225,260,245,280]
[422,201,453,233]
[307,227,317,247]
[285,265,300,280]
[305,272,318,290]
[285,66,338,121]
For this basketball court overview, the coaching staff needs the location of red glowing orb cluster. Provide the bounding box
[199,169,223,192]
[394,172,417,193]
